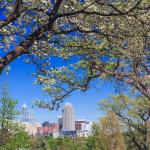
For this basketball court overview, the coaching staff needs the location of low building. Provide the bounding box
[37,123,59,136]
[59,131,77,138]
[18,121,40,136]
[75,120,92,131]
[42,121,50,127]
[75,120,92,137]
[76,130,90,137]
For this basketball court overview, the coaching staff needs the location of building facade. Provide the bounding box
[58,116,63,131]
[62,103,75,131]
[75,120,92,137]
[37,122,59,136]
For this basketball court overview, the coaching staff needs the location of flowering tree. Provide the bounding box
[35,1,149,109]
[0,0,149,107]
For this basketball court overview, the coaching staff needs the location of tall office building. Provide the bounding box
[21,102,29,122]
[21,103,36,123]
[62,103,75,131]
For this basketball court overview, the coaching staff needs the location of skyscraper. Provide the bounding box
[62,103,75,131]
[21,102,29,122]
[21,103,36,124]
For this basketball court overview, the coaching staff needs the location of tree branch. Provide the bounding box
[0,0,64,74]
[0,0,23,28]
[57,0,143,18]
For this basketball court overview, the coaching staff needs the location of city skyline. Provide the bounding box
[36,102,93,137]
[19,102,97,125]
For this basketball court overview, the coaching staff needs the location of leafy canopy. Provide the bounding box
[0,0,149,108]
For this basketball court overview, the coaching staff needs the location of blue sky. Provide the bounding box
[0,56,115,124]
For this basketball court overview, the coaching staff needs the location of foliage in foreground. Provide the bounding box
[87,112,126,150]
[99,95,150,150]
[31,136,87,150]
[0,87,31,150]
